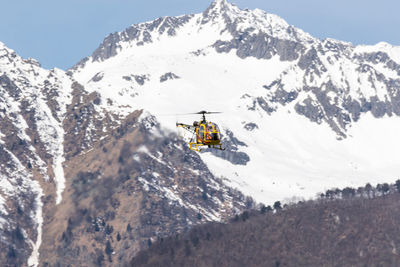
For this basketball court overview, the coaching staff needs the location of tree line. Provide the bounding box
[249,179,400,220]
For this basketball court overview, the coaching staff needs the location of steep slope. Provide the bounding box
[0,41,73,266]
[39,110,249,266]
[131,185,400,267]
[0,41,249,266]
[72,0,400,204]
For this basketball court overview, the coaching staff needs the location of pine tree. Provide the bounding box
[396,180,400,193]
[273,201,282,211]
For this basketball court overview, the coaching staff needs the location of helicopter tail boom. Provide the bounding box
[176,122,195,132]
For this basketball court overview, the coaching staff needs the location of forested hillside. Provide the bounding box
[131,181,400,267]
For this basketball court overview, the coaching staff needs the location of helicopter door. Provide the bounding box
[199,125,205,142]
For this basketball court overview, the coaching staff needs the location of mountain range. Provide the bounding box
[1,0,400,265]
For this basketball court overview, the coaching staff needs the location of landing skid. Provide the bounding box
[189,142,225,152]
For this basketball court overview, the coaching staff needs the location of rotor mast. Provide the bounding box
[199,111,207,122]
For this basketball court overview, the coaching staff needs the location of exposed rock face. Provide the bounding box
[206,129,250,165]
[63,82,116,160]
[260,43,400,136]
[160,72,180,83]
[72,15,194,69]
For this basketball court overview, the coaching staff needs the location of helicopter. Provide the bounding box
[176,111,224,151]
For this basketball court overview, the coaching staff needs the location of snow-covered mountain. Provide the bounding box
[0,37,248,266]
[2,0,400,265]
[72,0,400,203]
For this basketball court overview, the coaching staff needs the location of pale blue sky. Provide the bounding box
[1,0,398,70]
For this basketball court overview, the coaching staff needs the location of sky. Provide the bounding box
[0,0,399,70]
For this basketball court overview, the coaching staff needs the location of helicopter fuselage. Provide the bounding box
[177,120,223,151]
[176,111,224,151]
[195,121,221,144]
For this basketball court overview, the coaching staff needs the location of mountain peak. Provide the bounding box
[202,0,241,25]
[204,0,236,16]
[211,0,230,7]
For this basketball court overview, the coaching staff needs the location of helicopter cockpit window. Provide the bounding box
[209,123,216,132]
[213,123,220,133]
[208,122,220,141]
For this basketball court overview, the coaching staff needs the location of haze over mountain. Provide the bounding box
[1,0,400,266]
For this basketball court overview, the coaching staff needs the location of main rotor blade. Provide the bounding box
[204,111,222,114]
[194,111,222,115]
[159,111,223,116]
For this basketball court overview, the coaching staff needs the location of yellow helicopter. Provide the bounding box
[176,111,224,151]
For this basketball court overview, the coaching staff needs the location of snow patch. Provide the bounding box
[0,132,4,145]
[0,147,44,267]
[27,183,43,267]
[137,175,223,221]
